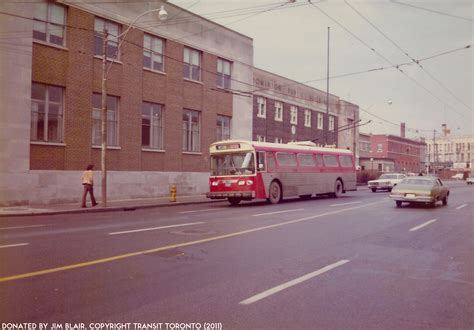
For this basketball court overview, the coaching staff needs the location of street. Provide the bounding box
[1,182,473,329]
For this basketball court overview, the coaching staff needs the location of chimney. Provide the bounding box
[400,122,406,138]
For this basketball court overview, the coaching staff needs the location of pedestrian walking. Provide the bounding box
[81,164,98,208]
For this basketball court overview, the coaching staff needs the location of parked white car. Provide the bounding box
[467,174,474,185]
[368,173,406,192]
[451,173,464,180]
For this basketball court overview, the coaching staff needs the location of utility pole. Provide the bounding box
[433,129,437,174]
[101,30,108,207]
[325,26,330,146]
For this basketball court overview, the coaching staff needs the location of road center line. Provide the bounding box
[456,204,467,210]
[252,209,304,217]
[0,200,386,283]
[0,243,29,249]
[409,219,437,232]
[109,222,205,235]
[179,209,220,214]
[330,201,362,207]
[0,224,47,231]
[239,259,350,305]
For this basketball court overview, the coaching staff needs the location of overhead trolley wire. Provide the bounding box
[389,0,474,22]
[308,1,472,123]
[0,8,471,103]
[344,0,472,113]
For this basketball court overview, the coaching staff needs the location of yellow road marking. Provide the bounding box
[0,200,385,283]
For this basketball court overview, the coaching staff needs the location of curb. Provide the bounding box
[0,199,222,218]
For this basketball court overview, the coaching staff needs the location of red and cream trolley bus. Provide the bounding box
[206,140,357,205]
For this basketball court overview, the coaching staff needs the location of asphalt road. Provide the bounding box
[1,182,473,329]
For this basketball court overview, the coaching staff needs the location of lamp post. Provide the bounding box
[100,5,168,207]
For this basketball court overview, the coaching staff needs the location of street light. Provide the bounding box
[100,5,168,206]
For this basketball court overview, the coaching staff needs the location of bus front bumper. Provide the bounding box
[206,191,254,200]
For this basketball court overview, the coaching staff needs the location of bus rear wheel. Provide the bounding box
[268,181,282,204]
[228,197,241,206]
[332,180,343,198]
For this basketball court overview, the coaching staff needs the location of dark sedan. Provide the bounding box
[389,177,449,207]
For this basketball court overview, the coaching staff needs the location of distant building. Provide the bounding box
[425,125,474,170]
[252,68,360,155]
[360,123,426,173]
[358,132,371,160]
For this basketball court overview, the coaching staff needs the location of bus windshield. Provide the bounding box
[210,152,255,176]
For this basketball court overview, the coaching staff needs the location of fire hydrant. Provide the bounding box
[170,184,177,202]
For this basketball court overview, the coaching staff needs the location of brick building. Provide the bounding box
[0,0,253,205]
[252,68,359,153]
[359,124,426,173]
[0,0,361,206]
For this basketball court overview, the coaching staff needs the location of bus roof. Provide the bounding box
[210,140,353,155]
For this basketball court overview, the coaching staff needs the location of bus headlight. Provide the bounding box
[238,180,253,186]
[211,181,219,186]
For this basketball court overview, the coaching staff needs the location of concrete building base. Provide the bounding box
[0,171,208,206]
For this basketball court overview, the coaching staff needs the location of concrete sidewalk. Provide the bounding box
[0,194,218,217]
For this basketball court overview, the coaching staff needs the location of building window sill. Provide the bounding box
[92,145,121,150]
[143,68,166,76]
[142,148,165,153]
[183,78,203,85]
[30,141,66,147]
[93,55,123,65]
[182,151,202,155]
[33,40,68,51]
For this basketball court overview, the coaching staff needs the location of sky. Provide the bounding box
[169,0,473,140]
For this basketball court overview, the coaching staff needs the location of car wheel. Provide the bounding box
[371,188,376,193]
[396,201,402,207]
[268,181,282,204]
[442,196,448,206]
[228,197,241,206]
[388,188,392,192]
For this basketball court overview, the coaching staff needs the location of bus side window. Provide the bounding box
[257,151,266,171]
[266,152,275,172]
[314,154,324,167]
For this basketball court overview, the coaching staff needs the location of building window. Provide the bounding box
[290,106,298,125]
[92,93,119,147]
[304,109,311,127]
[33,2,66,46]
[217,58,231,89]
[143,34,164,72]
[94,18,120,59]
[257,97,266,118]
[377,144,383,152]
[317,113,324,129]
[142,102,163,149]
[31,83,64,143]
[184,47,201,81]
[182,109,200,152]
[216,115,231,141]
[274,101,283,121]
[329,116,335,131]
[275,137,283,144]
[257,135,266,142]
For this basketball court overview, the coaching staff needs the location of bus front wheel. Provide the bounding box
[228,197,241,206]
[268,181,282,204]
